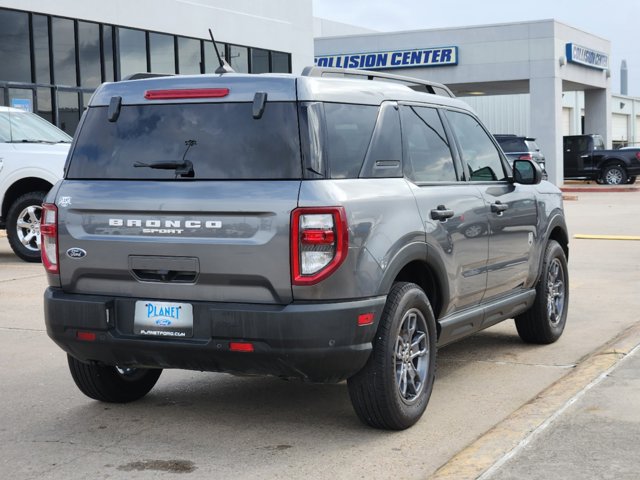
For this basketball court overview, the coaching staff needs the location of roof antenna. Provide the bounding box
[209,29,235,74]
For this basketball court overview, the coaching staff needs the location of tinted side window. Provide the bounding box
[447,111,506,182]
[324,103,377,179]
[401,106,457,182]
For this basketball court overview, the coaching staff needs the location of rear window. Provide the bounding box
[495,137,526,153]
[67,102,302,180]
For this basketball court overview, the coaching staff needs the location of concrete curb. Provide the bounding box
[429,321,640,480]
[560,185,639,193]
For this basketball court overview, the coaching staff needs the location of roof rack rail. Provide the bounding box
[301,66,455,98]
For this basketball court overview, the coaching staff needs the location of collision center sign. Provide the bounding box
[314,46,458,70]
[566,43,609,70]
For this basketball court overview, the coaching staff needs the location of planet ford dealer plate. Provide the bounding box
[134,301,193,338]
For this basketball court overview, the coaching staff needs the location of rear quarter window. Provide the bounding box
[323,103,378,179]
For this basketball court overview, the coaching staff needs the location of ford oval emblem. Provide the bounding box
[66,247,87,259]
[155,319,172,326]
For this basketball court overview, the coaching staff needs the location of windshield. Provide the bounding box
[67,102,302,180]
[0,111,72,143]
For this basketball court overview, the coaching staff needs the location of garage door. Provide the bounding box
[612,113,628,142]
[562,108,572,135]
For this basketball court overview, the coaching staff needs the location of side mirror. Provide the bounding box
[512,159,542,185]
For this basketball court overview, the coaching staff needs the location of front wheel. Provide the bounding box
[601,165,627,185]
[515,240,569,344]
[347,282,437,430]
[6,191,47,262]
[67,355,162,403]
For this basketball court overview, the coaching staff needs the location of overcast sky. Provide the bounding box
[312,0,639,97]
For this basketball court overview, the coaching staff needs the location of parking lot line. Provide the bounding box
[574,234,640,241]
[428,322,640,480]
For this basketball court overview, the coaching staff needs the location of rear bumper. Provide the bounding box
[44,288,386,382]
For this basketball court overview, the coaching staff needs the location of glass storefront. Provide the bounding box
[0,7,292,135]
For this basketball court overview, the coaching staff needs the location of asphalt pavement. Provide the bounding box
[1,189,640,479]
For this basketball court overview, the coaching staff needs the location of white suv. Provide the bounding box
[0,106,71,261]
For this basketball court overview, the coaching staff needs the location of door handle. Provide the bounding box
[491,201,509,214]
[431,205,454,221]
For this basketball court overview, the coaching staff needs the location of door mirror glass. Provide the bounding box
[513,159,542,185]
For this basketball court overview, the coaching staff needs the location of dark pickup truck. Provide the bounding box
[564,134,640,185]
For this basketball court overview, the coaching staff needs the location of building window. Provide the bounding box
[58,90,80,135]
[251,48,269,74]
[0,9,31,83]
[149,32,175,74]
[177,36,201,74]
[37,87,53,124]
[78,21,101,88]
[33,15,51,84]
[229,45,248,73]
[102,25,115,82]
[271,51,290,73]
[204,42,226,73]
[118,27,147,78]
[52,17,77,86]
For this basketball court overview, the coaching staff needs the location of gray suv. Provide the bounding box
[43,67,569,430]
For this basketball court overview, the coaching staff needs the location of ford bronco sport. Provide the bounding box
[43,67,569,430]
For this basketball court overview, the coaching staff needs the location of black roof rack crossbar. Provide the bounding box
[301,66,455,98]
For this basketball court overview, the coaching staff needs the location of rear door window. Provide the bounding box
[67,102,302,180]
[401,105,457,182]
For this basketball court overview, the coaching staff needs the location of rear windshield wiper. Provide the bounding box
[134,160,194,178]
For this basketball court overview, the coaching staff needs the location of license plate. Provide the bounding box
[134,301,193,338]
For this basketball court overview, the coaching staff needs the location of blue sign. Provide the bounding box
[315,46,458,70]
[566,43,608,70]
[11,98,32,112]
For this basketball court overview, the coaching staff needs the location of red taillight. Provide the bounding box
[144,88,230,100]
[635,152,640,161]
[518,154,533,161]
[41,203,59,274]
[357,313,375,326]
[229,342,254,352]
[76,331,96,341]
[291,207,348,286]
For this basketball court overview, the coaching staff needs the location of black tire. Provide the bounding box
[6,191,47,262]
[347,282,437,430]
[628,176,637,185]
[515,240,569,344]
[601,165,627,185]
[67,355,162,403]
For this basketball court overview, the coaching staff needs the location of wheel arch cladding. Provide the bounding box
[3,177,53,218]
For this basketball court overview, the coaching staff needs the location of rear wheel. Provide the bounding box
[6,191,47,262]
[67,355,162,403]
[347,282,437,430]
[515,240,568,344]
[601,165,627,185]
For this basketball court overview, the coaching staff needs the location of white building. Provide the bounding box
[315,19,614,185]
[0,0,314,134]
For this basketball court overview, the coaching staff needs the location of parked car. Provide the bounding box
[494,134,546,173]
[42,67,569,430]
[564,134,640,185]
[0,107,71,261]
